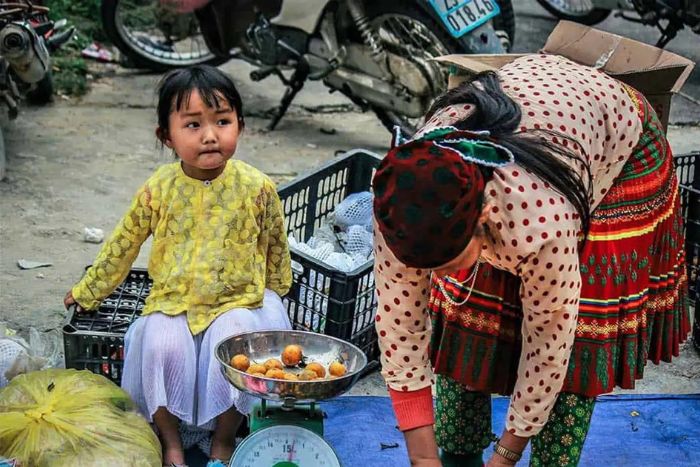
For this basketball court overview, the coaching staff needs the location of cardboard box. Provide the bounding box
[436,21,695,131]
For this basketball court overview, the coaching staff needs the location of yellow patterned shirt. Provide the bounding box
[72,160,292,335]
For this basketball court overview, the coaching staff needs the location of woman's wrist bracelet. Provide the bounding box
[493,440,522,463]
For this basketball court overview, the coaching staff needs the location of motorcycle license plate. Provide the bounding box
[429,0,501,38]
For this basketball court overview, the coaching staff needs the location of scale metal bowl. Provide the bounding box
[216,330,368,405]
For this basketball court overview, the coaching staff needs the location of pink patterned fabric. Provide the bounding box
[160,0,210,13]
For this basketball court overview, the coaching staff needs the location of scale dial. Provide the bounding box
[230,425,341,467]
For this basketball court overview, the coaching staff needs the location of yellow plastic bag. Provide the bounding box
[0,368,161,466]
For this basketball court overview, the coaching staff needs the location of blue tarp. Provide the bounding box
[323,394,700,466]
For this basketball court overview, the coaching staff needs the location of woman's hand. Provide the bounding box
[485,455,517,467]
[411,459,442,467]
[485,429,528,466]
[404,425,441,466]
[64,290,85,313]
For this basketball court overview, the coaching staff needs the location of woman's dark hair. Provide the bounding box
[156,64,245,141]
[426,71,592,236]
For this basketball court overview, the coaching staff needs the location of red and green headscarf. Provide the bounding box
[373,126,514,269]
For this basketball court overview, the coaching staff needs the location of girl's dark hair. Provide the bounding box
[426,71,592,236]
[156,64,244,140]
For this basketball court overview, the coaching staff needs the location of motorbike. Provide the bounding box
[537,0,700,47]
[101,0,515,135]
[0,0,74,179]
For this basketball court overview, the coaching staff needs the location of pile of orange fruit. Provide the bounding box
[230,344,347,381]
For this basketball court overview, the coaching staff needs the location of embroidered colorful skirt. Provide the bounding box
[428,89,690,398]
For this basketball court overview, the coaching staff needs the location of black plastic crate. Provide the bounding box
[63,150,383,382]
[63,269,151,383]
[675,152,699,350]
[279,150,382,372]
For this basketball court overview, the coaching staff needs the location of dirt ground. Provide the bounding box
[1,54,699,397]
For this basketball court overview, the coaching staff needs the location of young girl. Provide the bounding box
[64,65,293,467]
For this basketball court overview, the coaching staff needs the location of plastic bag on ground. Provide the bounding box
[0,368,161,466]
[0,339,24,388]
[0,323,63,388]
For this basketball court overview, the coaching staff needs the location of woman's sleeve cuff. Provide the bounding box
[388,386,435,431]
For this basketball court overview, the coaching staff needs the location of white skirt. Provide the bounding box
[121,289,291,430]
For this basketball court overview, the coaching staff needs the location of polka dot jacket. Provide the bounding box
[72,160,292,335]
[375,54,643,436]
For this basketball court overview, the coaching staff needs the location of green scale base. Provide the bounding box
[249,399,325,437]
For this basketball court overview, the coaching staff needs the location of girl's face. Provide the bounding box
[161,89,241,180]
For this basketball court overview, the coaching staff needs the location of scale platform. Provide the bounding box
[250,399,324,436]
[216,330,368,466]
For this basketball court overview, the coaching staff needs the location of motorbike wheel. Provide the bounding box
[101,0,227,71]
[363,0,502,136]
[25,72,54,105]
[536,0,611,25]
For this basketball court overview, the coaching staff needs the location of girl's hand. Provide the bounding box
[64,290,86,313]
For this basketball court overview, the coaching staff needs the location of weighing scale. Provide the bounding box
[216,330,368,467]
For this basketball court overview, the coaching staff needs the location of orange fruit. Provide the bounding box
[281,345,303,367]
[305,362,326,378]
[263,358,284,371]
[298,369,317,381]
[265,368,286,379]
[247,364,267,375]
[230,354,250,371]
[329,361,346,377]
[283,372,299,381]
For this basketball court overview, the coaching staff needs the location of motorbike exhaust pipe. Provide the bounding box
[0,22,50,84]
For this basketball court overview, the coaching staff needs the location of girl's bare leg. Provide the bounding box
[153,407,185,465]
[210,406,245,462]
